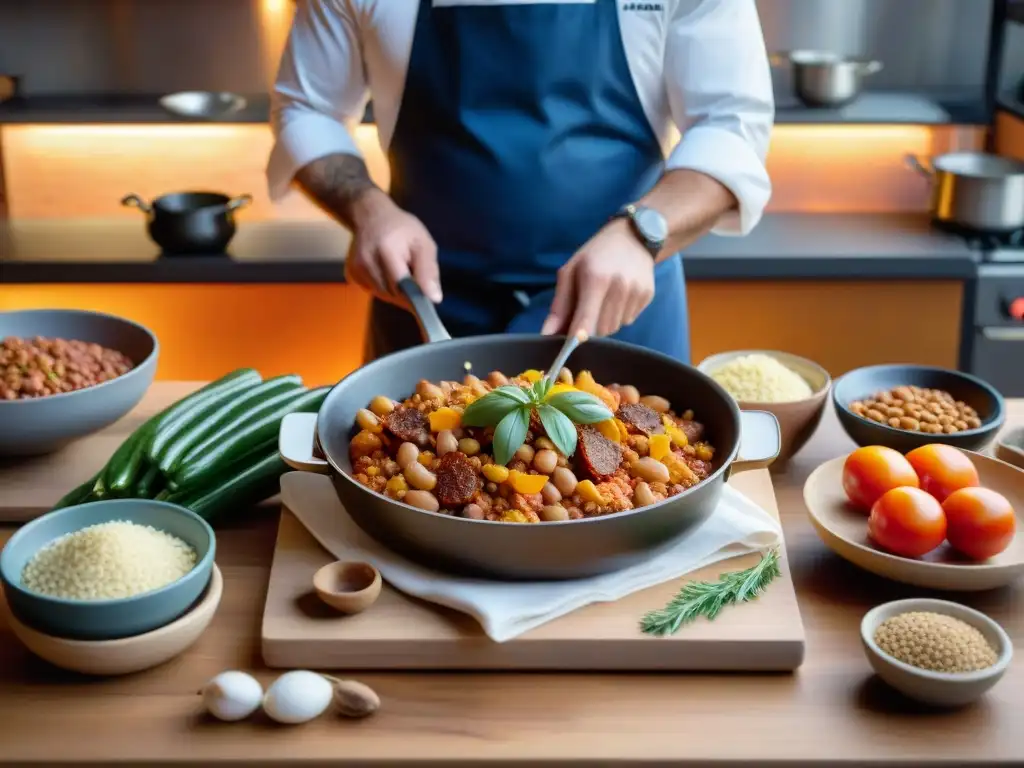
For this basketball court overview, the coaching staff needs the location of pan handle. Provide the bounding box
[399,276,452,344]
[731,410,781,474]
[226,193,253,212]
[120,193,153,214]
[279,413,330,474]
[904,154,935,179]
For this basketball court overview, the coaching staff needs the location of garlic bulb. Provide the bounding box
[200,671,263,721]
[262,670,333,724]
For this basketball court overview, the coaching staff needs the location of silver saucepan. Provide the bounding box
[771,50,883,108]
[906,152,1024,233]
[279,279,781,581]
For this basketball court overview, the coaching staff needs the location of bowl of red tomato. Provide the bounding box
[803,443,1024,591]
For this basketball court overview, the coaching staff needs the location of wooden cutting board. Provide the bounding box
[261,469,806,671]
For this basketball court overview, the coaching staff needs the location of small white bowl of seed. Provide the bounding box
[861,598,1012,707]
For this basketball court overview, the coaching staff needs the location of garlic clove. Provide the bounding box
[262,670,333,725]
[325,676,381,718]
[200,671,263,722]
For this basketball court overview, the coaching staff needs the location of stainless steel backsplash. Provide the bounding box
[0,0,996,95]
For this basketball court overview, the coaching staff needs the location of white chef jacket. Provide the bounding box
[268,0,774,235]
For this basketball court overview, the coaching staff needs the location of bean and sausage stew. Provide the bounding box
[1,336,135,400]
[348,369,716,523]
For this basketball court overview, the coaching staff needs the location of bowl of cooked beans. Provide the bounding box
[0,309,158,456]
[832,364,1005,454]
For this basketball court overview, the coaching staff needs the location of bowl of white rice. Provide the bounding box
[697,350,831,466]
[0,499,215,640]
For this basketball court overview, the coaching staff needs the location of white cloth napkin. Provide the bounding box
[280,472,782,643]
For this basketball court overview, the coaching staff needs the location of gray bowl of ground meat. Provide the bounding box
[0,309,158,457]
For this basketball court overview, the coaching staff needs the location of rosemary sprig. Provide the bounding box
[640,548,781,637]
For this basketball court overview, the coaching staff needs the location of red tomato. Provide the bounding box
[868,486,947,558]
[842,446,920,511]
[905,444,980,503]
[942,487,1017,560]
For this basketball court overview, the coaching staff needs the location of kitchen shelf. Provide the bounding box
[0,94,375,125]
[773,91,987,125]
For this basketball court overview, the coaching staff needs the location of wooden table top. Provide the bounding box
[1,385,1023,766]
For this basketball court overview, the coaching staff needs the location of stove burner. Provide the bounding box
[933,221,1024,255]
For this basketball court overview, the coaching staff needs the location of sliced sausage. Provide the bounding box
[383,407,431,448]
[680,419,705,443]
[575,427,623,481]
[616,403,665,436]
[436,451,479,508]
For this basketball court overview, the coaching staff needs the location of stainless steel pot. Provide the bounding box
[906,152,1024,233]
[279,279,781,581]
[771,50,882,108]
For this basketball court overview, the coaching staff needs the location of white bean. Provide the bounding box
[462,503,485,519]
[355,408,380,432]
[640,395,670,413]
[405,490,439,512]
[458,437,480,456]
[551,467,578,497]
[416,379,444,400]
[396,442,420,469]
[487,371,509,387]
[620,385,640,405]
[533,449,558,475]
[534,436,555,451]
[436,430,459,456]
[541,504,570,522]
[515,444,535,463]
[631,457,670,484]
[634,481,657,507]
[541,482,562,505]
[369,395,395,416]
[404,462,437,490]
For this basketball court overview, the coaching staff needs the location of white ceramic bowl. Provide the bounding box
[860,598,1012,707]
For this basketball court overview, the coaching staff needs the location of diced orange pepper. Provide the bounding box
[546,382,578,398]
[508,470,549,495]
[595,419,621,442]
[428,407,462,432]
[615,418,631,442]
[662,416,688,448]
[649,433,671,461]
[517,369,544,383]
[576,479,610,504]
[574,370,620,412]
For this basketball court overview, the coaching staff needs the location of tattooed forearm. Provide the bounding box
[295,153,380,229]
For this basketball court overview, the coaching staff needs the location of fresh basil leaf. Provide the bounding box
[461,391,524,427]
[492,407,530,466]
[537,404,578,458]
[533,377,553,402]
[492,385,532,404]
[546,390,613,425]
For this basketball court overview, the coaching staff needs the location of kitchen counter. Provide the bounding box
[1,385,1022,766]
[0,212,979,283]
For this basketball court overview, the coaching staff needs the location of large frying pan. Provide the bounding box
[280,279,780,580]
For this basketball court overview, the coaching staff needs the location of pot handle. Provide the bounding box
[731,410,781,474]
[857,59,883,76]
[226,193,253,212]
[905,154,935,179]
[399,276,452,343]
[279,413,330,474]
[768,51,791,67]
[120,193,153,214]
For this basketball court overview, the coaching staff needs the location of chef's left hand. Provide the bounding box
[541,219,655,337]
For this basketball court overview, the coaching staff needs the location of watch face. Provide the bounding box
[634,206,668,245]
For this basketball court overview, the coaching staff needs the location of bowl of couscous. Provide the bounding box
[0,499,215,640]
[697,350,831,467]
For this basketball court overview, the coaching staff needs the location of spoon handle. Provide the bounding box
[545,330,588,384]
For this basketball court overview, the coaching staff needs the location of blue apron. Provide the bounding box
[367,0,690,362]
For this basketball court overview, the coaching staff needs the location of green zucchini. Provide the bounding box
[158,374,303,474]
[172,386,329,490]
[179,451,289,521]
[52,473,101,510]
[106,432,151,494]
[133,463,163,499]
[146,370,263,464]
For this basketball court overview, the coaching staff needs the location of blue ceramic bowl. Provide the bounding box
[0,499,215,640]
[0,309,158,456]
[832,364,1005,454]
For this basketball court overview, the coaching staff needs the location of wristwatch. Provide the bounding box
[613,203,667,259]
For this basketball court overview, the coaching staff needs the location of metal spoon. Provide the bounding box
[545,330,588,384]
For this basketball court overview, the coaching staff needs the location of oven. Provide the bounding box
[965,257,1024,396]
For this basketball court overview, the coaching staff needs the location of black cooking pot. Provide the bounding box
[121,191,252,254]
[279,279,782,581]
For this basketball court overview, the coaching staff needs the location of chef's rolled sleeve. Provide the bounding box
[267,0,369,202]
[663,0,774,236]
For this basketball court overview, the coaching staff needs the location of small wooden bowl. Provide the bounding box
[996,426,1024,471]
[313,560,382,615]
[803,451,1024,591]
[8,564,222,675]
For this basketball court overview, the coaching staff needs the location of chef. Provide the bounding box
[268,0,773,363]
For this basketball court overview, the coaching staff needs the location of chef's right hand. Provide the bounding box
[345,189,443,306]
